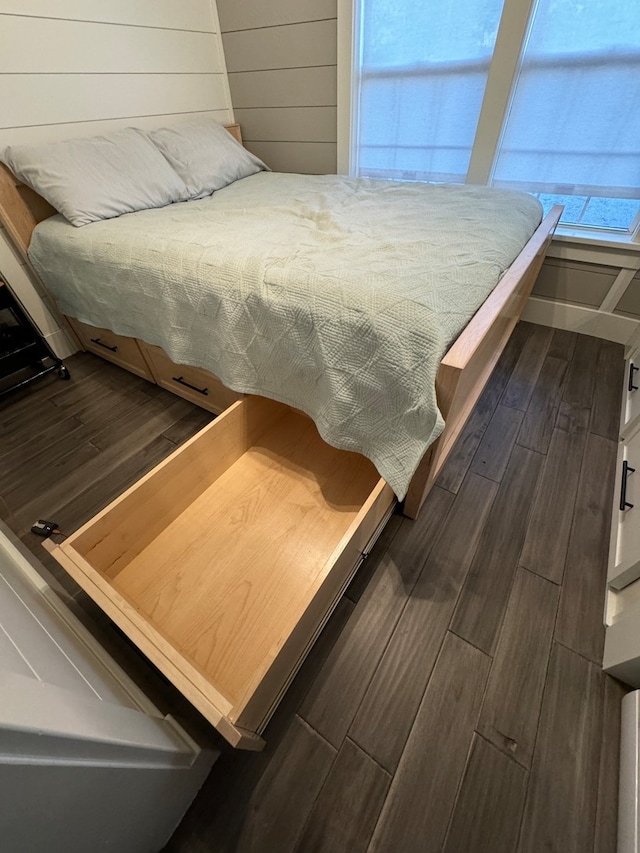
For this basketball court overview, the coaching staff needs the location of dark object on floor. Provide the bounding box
[0,277,70,399]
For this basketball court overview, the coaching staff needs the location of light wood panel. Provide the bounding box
[223,20,337,72]
[0,2,217,31]
[0,16,221,74]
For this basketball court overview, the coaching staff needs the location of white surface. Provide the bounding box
[0,520,217,853]
[0,16,222,74]
[0,1,218,31]
[609,421,640,589]
[619,691,640,853]
[624,350,640,436]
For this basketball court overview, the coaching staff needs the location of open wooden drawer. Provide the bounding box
[44,397,395,750]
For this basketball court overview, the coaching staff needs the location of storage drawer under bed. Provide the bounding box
[68,317,154,380]
[45,397,395,749]
[139,341,243,415]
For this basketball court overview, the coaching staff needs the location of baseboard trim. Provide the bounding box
[522,296,640,344]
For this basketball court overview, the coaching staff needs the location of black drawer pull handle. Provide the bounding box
[630,362,639,392]
[172,375,209,396]
[620,460,636,511]
[90,337,118,353]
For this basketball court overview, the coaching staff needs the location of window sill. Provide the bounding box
[553,226,640,253]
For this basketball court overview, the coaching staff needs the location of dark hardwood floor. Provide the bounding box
[0,321,628,853]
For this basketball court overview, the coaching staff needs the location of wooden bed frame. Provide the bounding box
[0,123,561,519]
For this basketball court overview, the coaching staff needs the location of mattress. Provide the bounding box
[29,171,542,498]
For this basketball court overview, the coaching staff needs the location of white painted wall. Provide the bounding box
[0,1,233,357]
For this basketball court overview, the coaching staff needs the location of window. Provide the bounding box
[347,0,640,236]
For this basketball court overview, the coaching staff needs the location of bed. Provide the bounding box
[0,122,560,515]
[0,122,561,748]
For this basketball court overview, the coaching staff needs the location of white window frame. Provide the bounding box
[337,0,640,247]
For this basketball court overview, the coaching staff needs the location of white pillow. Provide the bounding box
[148,118,267,199]
[1,128,191,227]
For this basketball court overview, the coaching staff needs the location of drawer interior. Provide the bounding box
[65,397,385,718]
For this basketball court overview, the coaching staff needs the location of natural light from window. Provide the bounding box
[352,0,640,236]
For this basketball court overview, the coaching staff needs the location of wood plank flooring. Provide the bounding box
[0,322,628,853]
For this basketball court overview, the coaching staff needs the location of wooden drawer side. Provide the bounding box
[43,538,265,751]
[236,482,395,732]
[69,397,288,578]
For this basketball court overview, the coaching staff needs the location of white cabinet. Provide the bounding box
[622,351,640,440]
[0,520,217,853]
[604,344,640,685]
[608,419,640,591]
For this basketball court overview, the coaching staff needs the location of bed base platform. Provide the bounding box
[0,130,561,749]
[0,150,561,509]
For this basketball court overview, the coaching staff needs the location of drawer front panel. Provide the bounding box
[69,318,153,380]
[140,343,242,415]
[608,421,640,589]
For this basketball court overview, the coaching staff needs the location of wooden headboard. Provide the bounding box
[0,123,243,265]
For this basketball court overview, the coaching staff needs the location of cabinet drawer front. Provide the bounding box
[608,421,640,589]
[622,354,640,438]
[45,397,395,749]
[140,343,242,415]
[69,319,153,380]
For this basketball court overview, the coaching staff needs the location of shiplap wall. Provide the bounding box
[0,0,233,356]
[217,0,337,174]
